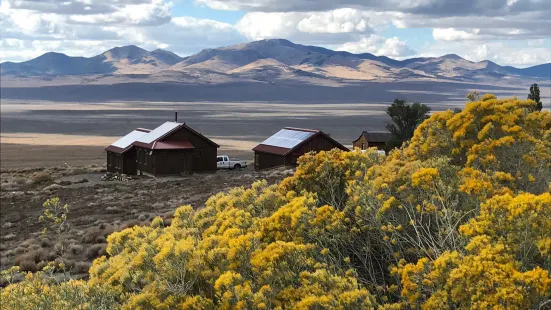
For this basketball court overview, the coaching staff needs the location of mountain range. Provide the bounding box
[2,39,550,87]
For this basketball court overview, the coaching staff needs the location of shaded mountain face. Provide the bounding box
[101,45,150,62]
[0,52,114,76]
[150,49,183,65]
[1,45,183,76]
[1,39,549,83]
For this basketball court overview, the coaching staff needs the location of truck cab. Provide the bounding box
[217,155,247,170]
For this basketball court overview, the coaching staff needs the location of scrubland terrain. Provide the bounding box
[0,165,288,279]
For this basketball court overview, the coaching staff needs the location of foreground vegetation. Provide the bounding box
[2,94,550,309]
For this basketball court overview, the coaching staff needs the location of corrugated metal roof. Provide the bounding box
[260,128,316,149]
[136,121,181,144]
[110,129,150,150]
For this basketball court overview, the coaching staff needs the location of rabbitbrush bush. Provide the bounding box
[2,95,550,309]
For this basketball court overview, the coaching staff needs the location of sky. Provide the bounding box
[1,0,550,67]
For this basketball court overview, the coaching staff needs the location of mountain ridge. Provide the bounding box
[1,39,549,83]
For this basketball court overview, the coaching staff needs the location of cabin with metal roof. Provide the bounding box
[352,131,391,151]
[105,128,151,175]
[252,127,349,170]
[106,121,219,176]
[132,121,219,175]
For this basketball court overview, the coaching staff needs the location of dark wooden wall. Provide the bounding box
[122,149,137,175]
[164,126,217,172]
[254,151,285,170]
[353,135,369,150]
[290,134,344,156]
[107,151,137,174]
[353,135,386,150]
[152,149,193,175]
[136,147,153,174]
[368,142,386,150]
[135,126,217,175]
[106,151,118,173]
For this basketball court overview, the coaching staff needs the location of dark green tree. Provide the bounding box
[528,83,542,111]
[385,98,431,149]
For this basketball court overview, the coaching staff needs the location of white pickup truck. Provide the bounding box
[217,155,248,170]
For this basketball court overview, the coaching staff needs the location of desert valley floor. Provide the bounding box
[2,79,549,169]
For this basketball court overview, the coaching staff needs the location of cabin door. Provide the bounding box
[180,157,186,174]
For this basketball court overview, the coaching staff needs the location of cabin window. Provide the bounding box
[361,142,365,150]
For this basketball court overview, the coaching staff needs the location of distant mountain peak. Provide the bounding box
[260,38,294,45]
[102,45,149,61]
[150,48,183,65]
[107,45,146,52]
[440,54,464,60]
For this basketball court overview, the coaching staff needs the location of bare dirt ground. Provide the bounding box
[1,144,105,169]
[0,165,289,280]
[0,143,253,170]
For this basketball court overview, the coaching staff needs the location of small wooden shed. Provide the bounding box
[352,131,391,150]
[133,121,219,175]
[252,127,349,171]
[105,128,151,175]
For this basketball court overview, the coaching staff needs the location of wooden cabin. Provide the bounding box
[132,122,219,175]
[352,131,391,150]
[252,127,349,171]
[105,128,151,175]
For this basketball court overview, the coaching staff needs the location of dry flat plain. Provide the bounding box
[1,98,472,169]
[2,79,548,169]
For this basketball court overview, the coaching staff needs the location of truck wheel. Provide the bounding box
[233,164,242,170]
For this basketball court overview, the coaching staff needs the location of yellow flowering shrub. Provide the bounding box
[2,94,550,309]
[396,192,551,309]
[1,265,122,309]
[280,148,383,209]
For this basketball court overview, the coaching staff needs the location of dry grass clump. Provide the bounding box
[18,259,38,272]
[68,244,84,255]
[85,244,107,260]
[31,171,53,184]
[81,224,118,244]
[81,227,102,244]
[15,248,48,272]
[73,261,92,274]
[14,177,26,185]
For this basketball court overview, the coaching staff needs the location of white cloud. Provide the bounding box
[433,28,479,41]
[236,9,379,45]
[296,8,370,33]
[336,35,415,57]
[0,0,245,62]
[2,0,157,15]
[420,40,551,67]
[68,0,172,26]
[196,0,551,18]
